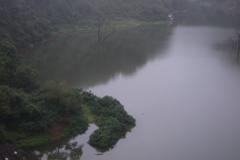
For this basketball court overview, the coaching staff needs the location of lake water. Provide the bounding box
[22,14,240,160]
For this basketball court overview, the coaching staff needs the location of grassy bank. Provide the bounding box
[16,132,50,148]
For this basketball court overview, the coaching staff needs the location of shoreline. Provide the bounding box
[18,19,166,52]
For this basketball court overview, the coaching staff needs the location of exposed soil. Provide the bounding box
[48,112,70,141]
[48,122,66,141]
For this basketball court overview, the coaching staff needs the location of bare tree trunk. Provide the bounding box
[97,17,105,43]
[102,24,116,42]
[230,25,240,64]
[97,16,116,43]
[98,18,101,43]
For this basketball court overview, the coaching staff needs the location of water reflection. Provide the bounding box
[23,136,83,160]
[22,124,116,160]
[22,25,172,88]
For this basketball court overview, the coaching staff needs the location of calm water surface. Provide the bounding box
[23,18,240,160]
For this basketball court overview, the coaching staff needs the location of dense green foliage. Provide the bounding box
[81,91,135,147]
[0,81,89,145]
[0,37,88,144]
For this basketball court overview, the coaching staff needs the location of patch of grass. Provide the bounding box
[82,104,100,123]
[16,132,50,147]
[113,19,165,30]
[70,19,165,33]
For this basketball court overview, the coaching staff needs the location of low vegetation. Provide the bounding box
[81,91,135,147]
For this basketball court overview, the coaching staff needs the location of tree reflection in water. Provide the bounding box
[22,25,171,89]
[23,136,83,160]
[47,142,83,160]
[23,132,125,159]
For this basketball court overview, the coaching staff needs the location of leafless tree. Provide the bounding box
[97,16,116,43]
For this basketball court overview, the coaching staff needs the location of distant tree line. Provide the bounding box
[0,0,189,49]
[1,0,239,50]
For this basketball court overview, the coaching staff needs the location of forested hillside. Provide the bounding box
[0,0,189,49]
[0,0,239,50]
